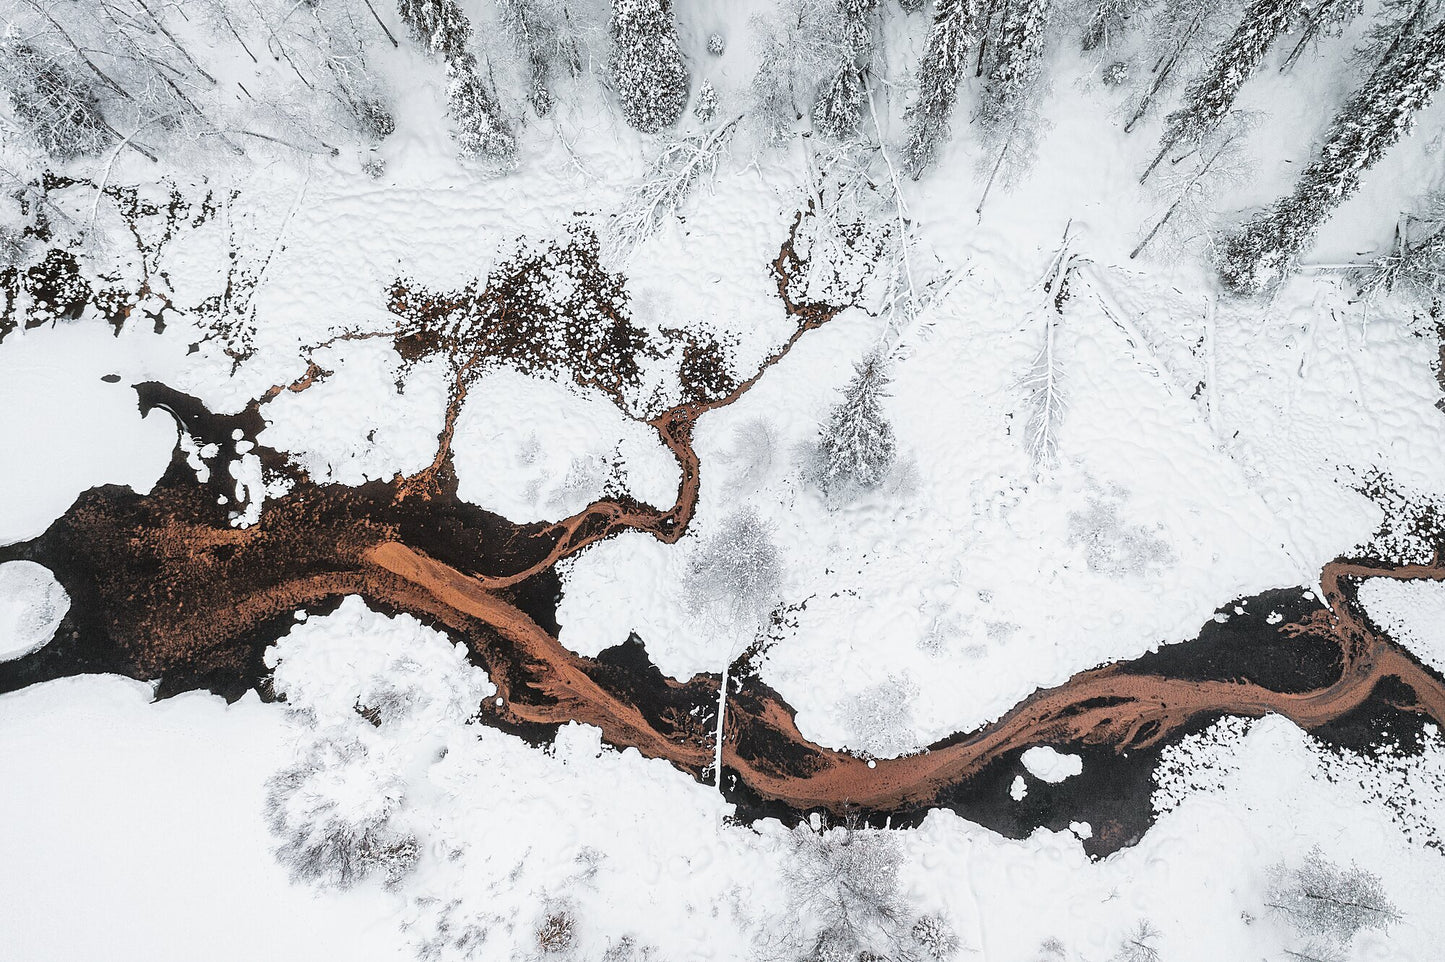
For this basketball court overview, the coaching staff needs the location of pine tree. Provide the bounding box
[903,0,983,178]
[819,353,897,493]
[397,0,472,59]
[1220,15,1445,293]
[609,0,691,133]
[1142,0,1299,181]
[447,54,517,163]
[974,0,1052,212]
[812,0,879,140]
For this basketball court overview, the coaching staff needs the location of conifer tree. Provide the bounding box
[1220,15,1445,293]
[397,0,472,59]
[818,353,897,493]
[395,0,514,163]
[903,0,982,178]
[1142,0,1299,181]
[812,0,879,140]
[447,54,517,162]
[609,0,691,133]
[975,0,1052,212]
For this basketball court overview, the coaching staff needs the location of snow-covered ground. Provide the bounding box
[3,0,1445,957]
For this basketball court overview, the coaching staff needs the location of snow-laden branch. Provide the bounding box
[605,114,742,262]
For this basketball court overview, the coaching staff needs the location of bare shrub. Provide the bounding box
[536,910,576,953]
[843,674,919,759]
[1111,920,1161,962]
[1067,489,1173,578]
[1266,848,1401,946]
[263,734,419,890]
[726,417,778,493]
[786,821,907,960]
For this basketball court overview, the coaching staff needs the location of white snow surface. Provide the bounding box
[1021,746,1085,783]
[4,0,1445,957]
[0,560,69,660]
[1359,578,1445,676]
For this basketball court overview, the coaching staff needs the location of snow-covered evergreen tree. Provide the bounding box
[818,353,897,493]
[397,0,472,59]
[1220,15,1445,293]
[811,0,879,140]
[609,0,690,133]
[903,0,982,177]
[1142,0,1298,180]
[446,54,517,163]
[974,0,1052,211]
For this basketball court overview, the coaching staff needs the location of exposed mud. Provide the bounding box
[4,219,1445,856]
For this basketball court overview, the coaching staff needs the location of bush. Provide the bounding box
[684,507,782,626]
[263,735,420,890]
[1266,848,1401,945]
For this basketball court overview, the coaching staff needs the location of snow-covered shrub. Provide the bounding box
[707,32,727,55]
[912,914,961,960]
[0,41,110,160]
[843,674,919,758]
[609,0,690,133]
[1266,848,1401,944]
[1111,920,1161,962]
[815,352,897,498]
[264,733,420,889]
[1067,491,1174,577]
[684,507,782,627]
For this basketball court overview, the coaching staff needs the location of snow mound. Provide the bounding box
[1021,745,1083,783]
[265,596,494,730]
[0,561,69,661]
[1357,578,1445,676]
